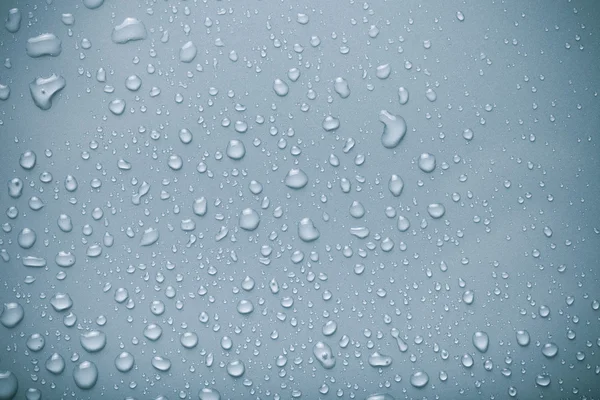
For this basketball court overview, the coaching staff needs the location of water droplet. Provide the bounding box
[239,208,260,231]
[45,353,65,375]
[516,330,530,346]
[115,352,135,372]
[180,41,197,63]
[398,87,409,105]
[535,374,551,387]
[273,79,289,96]
[79,330,106,353]
[0,371,18,399]
[237,299,254,314]
[425,88,437,102]
[462,128,474,141]
[379,110,407,148]
[73,361,98,390]
[334,77,350,98]
[19,150,36,170]
[140,227,160,246]
[366,394,395,400]
[397,215,410,232]
[298,218,320,242]
[461,353,474,368]
[193,197,208,216]
[226,360,245,377]
[368,352,393,367]
[388,174,404,197]
[285,168,308,189]
[125,74,142,91]
[5,8,21,33]
[226,139,246,160]
[29,74,66,110]
[322,116,340,132]
[427,203,446,219]
[462,290,474,305]
[180,332,198,349]
[376,63,391,79]
[109,99,126,115]
[26,33,62,57]
[418,153,436,172]
[55,251,76,268]
[541,343,558,358]
[112,18,147,44]
[410,370,429,388]
[0,303,24,328]
[472,331,489,352]
[50,293,73,312]
[313,341,336,369]
[83,0,104,9]
[26,333,45,352]
[151,356,172,372]
[17,228,36,249]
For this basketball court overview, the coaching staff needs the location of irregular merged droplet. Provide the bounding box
[111,18,147,44]
[26,33,62,58]
[379,110,407,148]
[29,74,66,110]
[73,361,98,390]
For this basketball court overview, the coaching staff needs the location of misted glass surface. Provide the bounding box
[0,0,599,399]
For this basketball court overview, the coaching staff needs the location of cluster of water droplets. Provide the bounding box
[0,0,598,399]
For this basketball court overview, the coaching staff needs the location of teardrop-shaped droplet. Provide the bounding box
[472,331,489,353]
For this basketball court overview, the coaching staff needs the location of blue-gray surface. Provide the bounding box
[0,0,599,399]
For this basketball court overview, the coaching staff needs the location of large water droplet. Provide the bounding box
[298,218,320,242]
[45,353,65,375]
[472,331,489,353]
[0,303,24,328]
[5,8,21,33]
[226,360,245,377]
[112,18,147,44]
[73,361,98,390]
[410,370,429,388]
[26,33,62,57]
[0,371,18,399]
[180,41,197,63]
[313,341,336,369]
[115,352,135,372]
[80,330,106,352]
[285,168,308,189]
[29,74,66,110]
[379,110,407,148]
